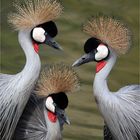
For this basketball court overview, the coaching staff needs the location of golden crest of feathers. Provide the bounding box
[83,16,131,54]
[8,0,63,30]
[35,63,80,97]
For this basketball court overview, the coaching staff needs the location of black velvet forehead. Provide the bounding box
[37,21,58,38]
[84,37,101,53]
[50,92,68,110]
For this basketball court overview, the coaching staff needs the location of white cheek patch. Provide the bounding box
[45,97,55,113]
[32,27,46,43]
[95,44,109,61]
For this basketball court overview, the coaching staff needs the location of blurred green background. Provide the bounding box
[0,0,139,139]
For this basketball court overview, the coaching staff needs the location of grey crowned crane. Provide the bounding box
[72,16,140,140]
[13,63,80,140]
[0,0,63,139]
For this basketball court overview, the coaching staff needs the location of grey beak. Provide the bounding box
[63,112,70,125]
[55,107,70,125]
[72,52,95,67]
[45,35,63,50]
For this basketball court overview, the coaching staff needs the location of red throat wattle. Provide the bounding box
[96,60,107,73]
[33,41,39,53]
[48,111,57,123]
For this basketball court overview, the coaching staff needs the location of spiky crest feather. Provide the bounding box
[8,0,63,30]
[35,63,80,97]
[83,16,131,55]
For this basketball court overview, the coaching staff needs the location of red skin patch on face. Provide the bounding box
[33,41,39,53]
[96,60,107,73]
[48,111,57,123]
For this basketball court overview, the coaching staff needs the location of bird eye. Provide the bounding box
[32,27,46,43]
[95,44,109,61]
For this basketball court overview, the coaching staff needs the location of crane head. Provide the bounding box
[72,37,110,68]
[31,21,62,50]
[34,63,79,127]
[72,16,131,72]
[45,92,70,126]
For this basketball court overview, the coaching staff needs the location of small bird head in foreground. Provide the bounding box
[36,63,80,127]
[45,91,70,126]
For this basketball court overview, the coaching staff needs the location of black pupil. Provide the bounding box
[84,37,101,53]
[38,21,58,38]
[50,92,68,110]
